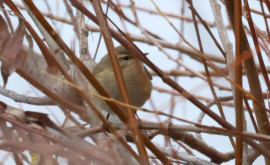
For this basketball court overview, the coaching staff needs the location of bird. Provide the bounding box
[92,45,152,116]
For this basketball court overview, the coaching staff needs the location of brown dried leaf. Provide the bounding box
[25,111,54,127]
[25,111,68,136]
[0,100,7,112]
[1,21,26,87]
[5,108,26,122]
[0,15,10,54]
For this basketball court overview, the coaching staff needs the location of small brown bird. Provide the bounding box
[93,45,152,114]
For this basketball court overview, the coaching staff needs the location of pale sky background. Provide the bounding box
[0,0,268,164]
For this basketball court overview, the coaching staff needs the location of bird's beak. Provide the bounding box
[144,53,149,56]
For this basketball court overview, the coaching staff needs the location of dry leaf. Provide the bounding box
[25,111,68,136]
[25,111,55,128]
[1,21,26,87]
[0,100,7,112]
[0,15,10,55]
[5,108,26,122]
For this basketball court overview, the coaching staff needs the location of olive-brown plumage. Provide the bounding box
[93,46,152,113]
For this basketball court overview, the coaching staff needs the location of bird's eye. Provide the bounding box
[121,56,131,61]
